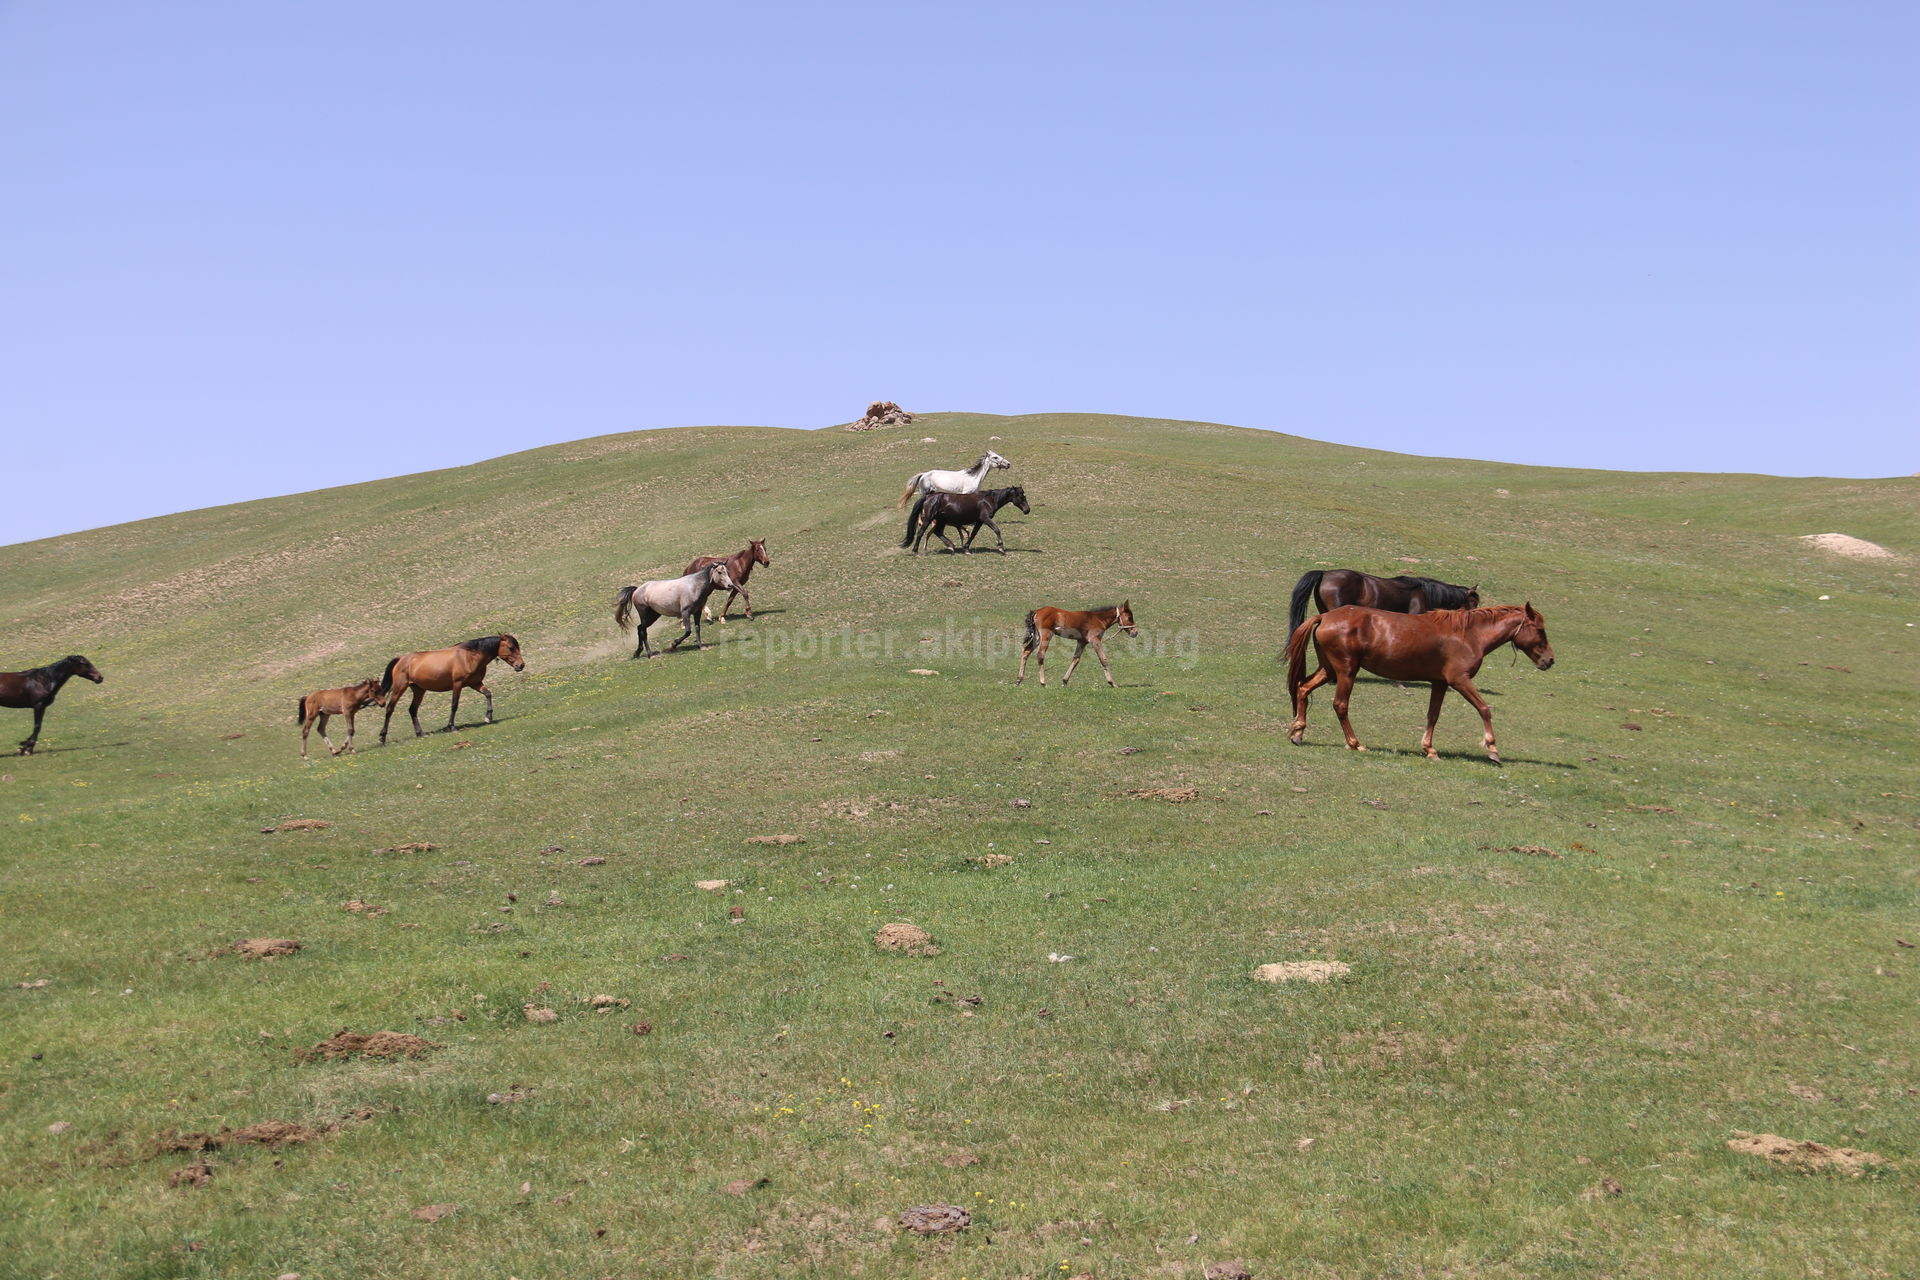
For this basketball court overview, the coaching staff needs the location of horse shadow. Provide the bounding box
[11,739,134,757]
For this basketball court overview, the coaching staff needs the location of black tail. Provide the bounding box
[901,494,928,548]
[1022,610,1038,653]
[1288,570,1324,636]
[613,585,638,631]
[379,656,399,696]
[296,695,307,723]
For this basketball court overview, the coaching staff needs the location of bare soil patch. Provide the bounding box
[1124,786,1200,803]
[298,1030,438,1062]
[1799,533,1895,560]
[874,923,940,956]
[231,938,301,960]
[896,1203,969,1234]
[746,834,803,845]
[1254,961,1352,983]
[1726,1131,1890,1175]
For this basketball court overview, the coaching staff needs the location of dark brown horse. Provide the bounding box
[0,655,103,755]
[297,677,383,759]
[378,635,525,743]
[685,538,771,622]
[903,486,1030,555]
[1288,569,1479,636]
[1017,602,1137,688]
[1286,604,1553,763]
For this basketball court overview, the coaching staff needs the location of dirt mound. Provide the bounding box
[1253,960,1352,983]
[1799,533,1895,560]
[746,834,802,846]
[896,1203,970,1234]
[231,938,301,960]
[167,1162,215,1189]
[874,923,940,956]
[298,1030,439,1062]
[1125,787,1200,803]
[846,400,915,431]
[1726,1131,1890,1175]
[155,1120,323,1155]
[263,819,331,833]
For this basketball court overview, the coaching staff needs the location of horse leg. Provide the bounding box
[342,708,359,754]
[1026,632,1052,686]
[668,607,694,651]
[408,687,427,737]
[379,687,402,745]
[1331,669,1364,751]
[1062,639,1088,687]
[475,679,495,724]
[443,682,463,732]
[318,711,339,755]
[984,517,1006,554]
[1091,634,1116,687]
[734,583,752,620]
[634,608,657,658]
[1287,665,1332,745]
[300,710,314,760]
[17,704,46,754]
[1422,683,1448,758]
[936,522,961,553]
[1449,676,1501,763]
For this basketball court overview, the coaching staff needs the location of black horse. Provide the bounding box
[1288,569,1479,635]
[902,486,1031,555]
[0,655,104,755]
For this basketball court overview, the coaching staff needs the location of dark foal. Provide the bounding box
[904,486,1030,555]
[0,655,104,755]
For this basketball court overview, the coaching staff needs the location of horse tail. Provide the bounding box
[1288,570,1323,637]
[1285,615,1321,698]
[379,657,400,696]
[613,586,638,631]
[296,695,307,724]
[897,475,921,509]
[1022,610,1039,654]
[901,494,928,547]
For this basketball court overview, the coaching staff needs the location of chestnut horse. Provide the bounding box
[1017,602,1137,688]
[1288,569,1478,636]
[685,538,771,622]
[297,677,383,759]
[378,635,526,743]
[1286,604,1553,763]
[1,654,103,755]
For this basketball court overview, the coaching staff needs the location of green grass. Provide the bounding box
[2,413,1916,1278]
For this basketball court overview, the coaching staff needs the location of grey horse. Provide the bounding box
[613,562,737,657]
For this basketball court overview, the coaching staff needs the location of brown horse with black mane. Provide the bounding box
[685,538,771,622]
[1,654,103,755]
[1017,602,1137,688]
[1288,569,1478,636]
[378,635,525,744]
[1286,604,1553,764]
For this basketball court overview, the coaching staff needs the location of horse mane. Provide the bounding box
[459,636,503,659]
[1389,575,1475,609]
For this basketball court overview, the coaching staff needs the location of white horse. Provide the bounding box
[897,450,1012,508]
[612,562,736,658]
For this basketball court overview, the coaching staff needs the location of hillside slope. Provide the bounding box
[4,414,1916,1279]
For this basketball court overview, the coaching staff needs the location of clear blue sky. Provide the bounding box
[3,1,1914,545]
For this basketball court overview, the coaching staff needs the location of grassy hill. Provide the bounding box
[3,413,1915,1279]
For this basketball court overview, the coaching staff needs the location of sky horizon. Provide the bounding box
[3,2,1914,546]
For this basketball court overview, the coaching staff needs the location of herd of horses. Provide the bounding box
[4,447,1556,764]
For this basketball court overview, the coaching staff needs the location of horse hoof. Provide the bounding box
[1288,734,1303,746]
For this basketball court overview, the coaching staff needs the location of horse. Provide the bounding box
[903,486,1030,555]
[685,538,771,622]
[1288,569,1479,636]
[1017,602,1137,688]
[297,677,383,759]
[1285,604,1554,764]
[613,562,736,658]
[0,655,103,755]
[897,450,1011,508]
[378,635,526,743]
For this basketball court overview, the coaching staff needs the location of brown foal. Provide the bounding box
[297,677,383,759]
[1017,602,1138,688]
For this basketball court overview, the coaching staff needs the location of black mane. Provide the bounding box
[458,636,503,659]
[1389,575,1474,609]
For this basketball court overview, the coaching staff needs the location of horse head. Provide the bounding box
[1115,601,1139,637]
[496,634,527,672]
[750,538,771,568]
[984,451,1011,470]
[1006,486,1030,515]
[1465,584,1481,609]
[1514,604,1553,670]
[68,655,104,684]
[354,678,385,708]
[707,562,737,592]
